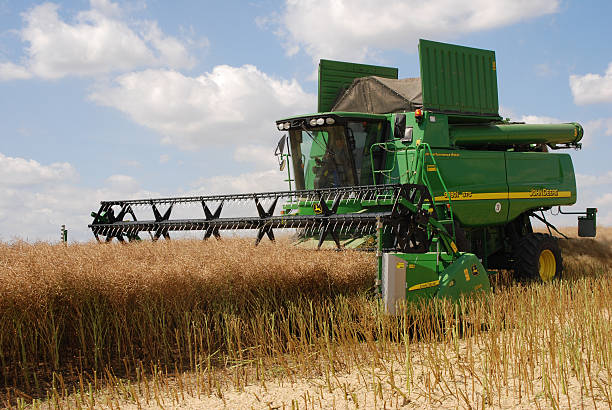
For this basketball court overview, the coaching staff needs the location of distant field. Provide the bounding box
[0,228,611,408]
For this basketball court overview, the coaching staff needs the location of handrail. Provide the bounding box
[415,142,456,243]
[369,140,410,184]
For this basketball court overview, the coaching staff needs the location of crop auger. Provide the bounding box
[90,39,597,311]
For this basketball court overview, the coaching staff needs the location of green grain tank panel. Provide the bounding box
[425,148,576,227]
[424,149,509,226]
[419,39,499,116]
[318,60,398,112]
[505,152,576,221]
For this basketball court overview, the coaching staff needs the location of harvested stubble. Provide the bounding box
[1,228,611,408]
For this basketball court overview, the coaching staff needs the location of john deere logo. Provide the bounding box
[313,203,323,214]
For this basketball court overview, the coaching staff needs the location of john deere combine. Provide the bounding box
[90,40,596,309]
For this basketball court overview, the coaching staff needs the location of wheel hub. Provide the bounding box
[539,249,556,282]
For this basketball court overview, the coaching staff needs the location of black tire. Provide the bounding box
[513,233,562,282]
[443,220,471,252]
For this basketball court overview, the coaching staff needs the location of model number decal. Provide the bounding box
[441,191,473,199]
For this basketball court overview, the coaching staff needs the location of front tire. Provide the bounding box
[513,233,562,282]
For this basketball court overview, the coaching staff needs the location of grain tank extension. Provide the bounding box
[90,40,596,308]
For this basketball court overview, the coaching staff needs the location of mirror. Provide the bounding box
[279,159,286,171]
[402,127,413,143]
[394,114,406,140]
[275,134,287,156]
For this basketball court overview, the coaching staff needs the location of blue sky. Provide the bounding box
[0,0,611,241]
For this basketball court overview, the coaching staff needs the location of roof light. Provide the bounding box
[283,122,290,130]
[316,118,325,125]
[414,109,424,123]
[325,117,335,125]
[309,118,317,127]
[277,123,283,131]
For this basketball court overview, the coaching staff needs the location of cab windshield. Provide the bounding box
[288,121,385,190]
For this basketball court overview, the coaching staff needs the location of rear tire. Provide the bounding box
[513,233,562,282]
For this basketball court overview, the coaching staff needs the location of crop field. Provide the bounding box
[0,229,611,409]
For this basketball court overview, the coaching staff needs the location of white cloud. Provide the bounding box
[594,193,612,226]
[0,152,158,242]
[159,154,170,164]
[105,174,139,193]
[275,0,559,62]
[90,65,315,150]
[595,193,612,207]
[518,115,561,124]
[570,63,612,105]
[0,0,194,80]
[584,118,612,136]
[0,151,292,242]
[582,118,612,147]
[0,152,76,186]
[576,171,612,187]
[192,169,288,195]
[0,62,32,80]
[233,144,279,170]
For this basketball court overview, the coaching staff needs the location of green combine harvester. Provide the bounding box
[90,40,596,310]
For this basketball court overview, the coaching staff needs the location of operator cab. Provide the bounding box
[276,114,388,190]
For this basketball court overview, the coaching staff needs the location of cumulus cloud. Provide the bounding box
[570,63,612,105]
[233,144,280,170]
[273,0,559,62]
[104,174,140,193]
[0,0,195,80]
[90,65,315,150]
[596,193,612,207]
[0,152,76,186]
[584,118,612,137]
[518,115,561,124]
[0,150,292,241]
[192,169,288,195]
[0,62,33,81]
[576,171,612,187]
[581,118,612,147]
[0,152,158,242]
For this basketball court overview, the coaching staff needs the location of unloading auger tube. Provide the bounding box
[89,183,459,255]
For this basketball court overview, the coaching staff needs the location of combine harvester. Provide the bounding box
[90,40,596,310]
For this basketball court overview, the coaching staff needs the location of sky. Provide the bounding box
[0,0,611,242]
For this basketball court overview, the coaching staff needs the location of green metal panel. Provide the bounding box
[425,149,509,226]
[449,123,583,147]
[505,152,576,222]
[418,39,499,116]
[437,253,491,302]
[384,252,491,304]
[318,59,398,113]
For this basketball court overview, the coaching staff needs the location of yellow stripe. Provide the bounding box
[408,279,440,291]
[434,191,572,202]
